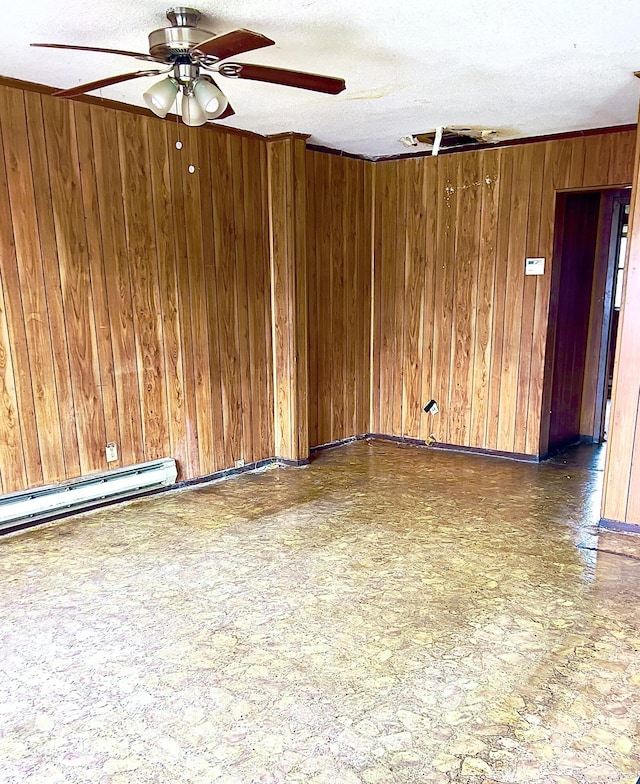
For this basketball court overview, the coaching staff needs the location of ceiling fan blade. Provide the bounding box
[53,70,164,98]
[31,43,158,63]
[193,29,275,61]
[219,63,346,94]
[217,102,235,120]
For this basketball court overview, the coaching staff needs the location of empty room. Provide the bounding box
[1,2,639,783]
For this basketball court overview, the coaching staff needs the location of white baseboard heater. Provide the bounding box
[0,458,177,533]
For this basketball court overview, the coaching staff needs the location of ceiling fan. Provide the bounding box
[31,6,346,126]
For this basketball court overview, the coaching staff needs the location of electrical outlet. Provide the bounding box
[423,399,439,415]
[105,443,118,462]
[234,459,245,469]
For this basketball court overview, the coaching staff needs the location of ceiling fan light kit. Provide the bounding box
[181,91,207,126]
[193,76,228,119]
[143,76,179,117]
[32,6,346,127]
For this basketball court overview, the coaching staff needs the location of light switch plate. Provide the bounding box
[525,257,545,275]
[105,443,118,462]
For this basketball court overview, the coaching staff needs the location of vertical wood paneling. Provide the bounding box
[24,93,82,479]
[359,162,374,435]
[418,159,438,443]
[370,130,634,456]
[401,159,427,439]
[603,118,640,525]
[392,164,407,437]
[44,97,107,475]
[241,137,274,462]
[0,80,636,497]
[514,145,544,454]
[306,151,373,447]
[147,120,189,473]
[469,150,499,447]
[117,112,169,463]
[0,87,274,492]
[91,105,144,469]
[0,87,64,482]
[267,136,308,461]
[331,155,346,441]
[0,274,24,492]
[293,138,309,459]
[315,152,333,443]
[345,158,358,434]
[211,133,243,467]
[74,102,119,462]
[0,112,34,491]
[379,163,398,436]
[449,152,482,446]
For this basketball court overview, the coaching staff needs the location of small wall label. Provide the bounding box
[525,257,545,275]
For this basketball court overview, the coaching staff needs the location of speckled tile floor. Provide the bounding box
[1,440,639,784]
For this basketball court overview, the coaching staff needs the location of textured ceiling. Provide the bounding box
[3,0,640,158]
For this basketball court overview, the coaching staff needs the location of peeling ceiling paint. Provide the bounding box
[3,0,640,158]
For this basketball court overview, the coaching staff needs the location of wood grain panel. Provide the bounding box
[432,155,458,444]
[117,112,169,463]
[449,151,482,446]
[25,92,82,478]
[74,102,119,462]
[514,145,545,454]
[0,87,65,482]
[0,272,24,492]
[401,159,427,439]
[44,97,107,475]
[0,80,636,499]
[241,136,274,462]
[331,155,347,441]
[469,150,499,447]
[267,137,309,461]
[0,85,274,492]
[371,130,634,456]
[418,159,439,443]
[306,151,373,447]
[91,105,144,469]
[602,117,640,524]
[147,120,190,474]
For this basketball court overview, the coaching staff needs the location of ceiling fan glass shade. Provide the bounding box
[181,92,207,126]
[193,77,228,119]
[143,77,178,118]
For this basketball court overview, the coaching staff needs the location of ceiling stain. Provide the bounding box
[345,85,399,101]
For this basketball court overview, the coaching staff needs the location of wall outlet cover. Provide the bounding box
[105,443,118,462]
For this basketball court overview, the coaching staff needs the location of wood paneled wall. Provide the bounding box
[306,152,373,448]
[370,131,635,456]
[0,77,637,499]
[0,85,274,493]
[267,136,309,461]
[603,116,640,525]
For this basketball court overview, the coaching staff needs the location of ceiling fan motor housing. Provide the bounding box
[148,7,215,62]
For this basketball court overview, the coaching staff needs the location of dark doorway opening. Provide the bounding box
[543,188,631,457]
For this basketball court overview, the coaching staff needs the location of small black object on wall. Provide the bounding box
[423,399,439,415]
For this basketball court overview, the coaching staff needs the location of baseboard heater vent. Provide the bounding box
[0,458,177,533]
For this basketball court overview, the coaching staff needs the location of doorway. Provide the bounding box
[544,187,631,456]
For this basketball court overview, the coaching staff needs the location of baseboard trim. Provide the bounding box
[310,433,539,462]
[310,435,367,453]
[599,518,640,535]
[429,441,539,462]
[365,432,428,447]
